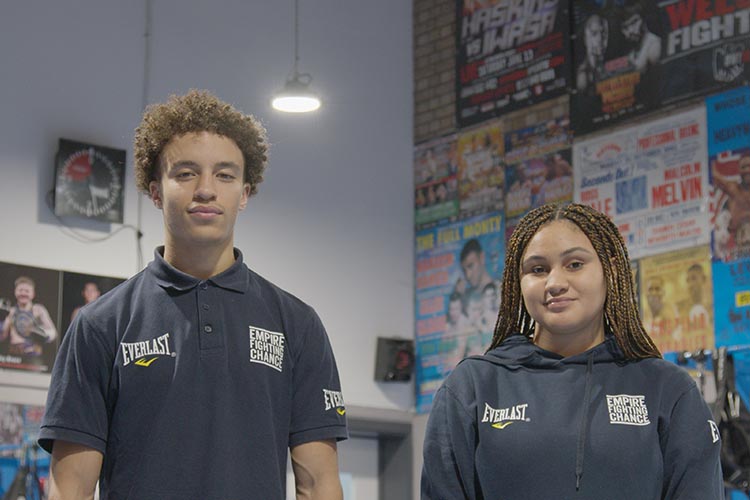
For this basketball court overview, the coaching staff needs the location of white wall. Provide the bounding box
[0,1,414,414]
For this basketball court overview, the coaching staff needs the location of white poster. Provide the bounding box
[574,106,709,259]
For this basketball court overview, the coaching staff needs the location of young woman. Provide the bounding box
[422,203,722,499]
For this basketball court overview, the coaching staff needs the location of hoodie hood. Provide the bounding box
[479,332,627,369]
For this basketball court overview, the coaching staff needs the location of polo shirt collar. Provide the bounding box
[148,246,248,293]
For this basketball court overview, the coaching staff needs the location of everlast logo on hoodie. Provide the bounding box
[481,402,529,429]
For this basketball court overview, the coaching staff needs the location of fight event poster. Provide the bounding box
[0,261,125,374]
[638,245,714,354]
[456,120,506,218]
[456,0,570,128]
[706,86,750,262]
[0,263,60,374]
[0,403,48,498]
[573,105,710,260]
[504,114,572,238]
[414,134,459,230]
[415,212,504,413]
[713,257,750,347]
[571,0,750,135]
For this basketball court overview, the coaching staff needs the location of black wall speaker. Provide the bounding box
[374,337,415,382]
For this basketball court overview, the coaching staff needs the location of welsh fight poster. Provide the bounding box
[706,86,750,262]
[573,105,710,260]
[571,0,750,135]
[456,0,570,127]
[415,212,504,413]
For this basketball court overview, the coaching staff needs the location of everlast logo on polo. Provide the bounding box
[323,389,346,415]
[121,333,173,366]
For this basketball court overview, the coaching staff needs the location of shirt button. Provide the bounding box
[199,282,208,290]
[202,304,209,310]
[204,325,213,333]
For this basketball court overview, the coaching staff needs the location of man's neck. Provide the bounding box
[162,240,237,280]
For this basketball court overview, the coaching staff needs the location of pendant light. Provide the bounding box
[271,0,321,113]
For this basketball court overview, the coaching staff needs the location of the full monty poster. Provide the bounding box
[415,212,504,413]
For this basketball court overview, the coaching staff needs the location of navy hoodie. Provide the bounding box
[421,334,723,499]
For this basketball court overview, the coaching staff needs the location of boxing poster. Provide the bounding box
[638,245,714,354]
[61,271,125,335]
[706,86,750,262]
[573,105,710,260]
[0,403,48,498]
[456,0,570,128]
[571,1,750,135]
[0,263,61,374]
[414,134,459,230]
[504,113,572,238]
[415,212,505,413]
[456,120,505,218]
[712,257,750,347]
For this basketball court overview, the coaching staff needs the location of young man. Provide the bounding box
[39,90,348,499]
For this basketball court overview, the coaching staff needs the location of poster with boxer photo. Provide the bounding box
[414,134,459,230]
[456,120,505,219]
[415,212,504,413]
[503,113,572,239]
[571,0,665,134]
[0,403,48,498]
[638,245,714,355]
[455,0,570,127]
[573,105,710,260]
[572,0,750,135]
[706,86,750,263]
[60,271,125,335]
[0,263,61,374]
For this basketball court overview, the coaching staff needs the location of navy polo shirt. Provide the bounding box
[40,248,348,500]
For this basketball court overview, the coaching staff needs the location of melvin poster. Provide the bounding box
[573,105,709,260]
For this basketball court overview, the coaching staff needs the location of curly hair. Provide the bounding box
[133,90,268,196]
[488,202,661,360]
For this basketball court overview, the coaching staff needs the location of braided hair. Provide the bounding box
[488,203,661,360]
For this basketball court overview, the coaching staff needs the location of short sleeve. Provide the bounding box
[38,311,115,454]
[288,309,348,447]
[660,382,724,499]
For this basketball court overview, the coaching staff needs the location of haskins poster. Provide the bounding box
[456,0,570,127]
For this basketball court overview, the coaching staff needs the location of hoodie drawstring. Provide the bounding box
[575,353,594,491]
